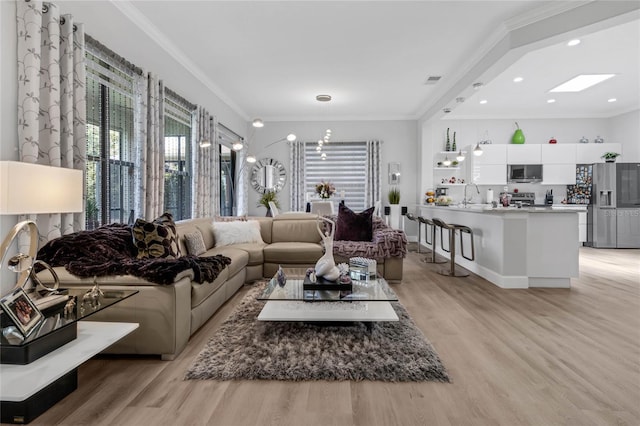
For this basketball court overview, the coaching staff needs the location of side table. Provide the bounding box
[1,321,138,424]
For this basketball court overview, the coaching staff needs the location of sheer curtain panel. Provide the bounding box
[16,0,87,242]
[366,140,382,209]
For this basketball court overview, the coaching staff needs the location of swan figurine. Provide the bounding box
[314,216,340,281]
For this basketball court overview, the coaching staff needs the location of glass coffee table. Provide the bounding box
[257,270,399,326]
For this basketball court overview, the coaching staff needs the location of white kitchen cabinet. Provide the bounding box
[468,145,506,165]
[543,164,576,184]
[541,144,577,164]
[507,144,542,164]
[576,143,622,164]
[578,211,587,243]
[471,164,507,185]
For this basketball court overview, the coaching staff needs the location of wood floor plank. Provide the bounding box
[17,247,640,426]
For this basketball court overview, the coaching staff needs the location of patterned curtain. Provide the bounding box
[236,149,249,216]
[365,140,382,208]
[191,107,217,218]
[136,73,164,220]
[289,140,306,211]
[16,0,86,242]
[210,116,221,217]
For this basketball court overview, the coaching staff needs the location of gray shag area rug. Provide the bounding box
[185,283,450,382]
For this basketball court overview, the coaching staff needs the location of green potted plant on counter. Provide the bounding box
[602,152,620,163]
[388,187,400,205]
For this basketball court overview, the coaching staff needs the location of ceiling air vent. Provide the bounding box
[424,76,442,85]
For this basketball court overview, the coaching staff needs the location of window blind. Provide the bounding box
[85,42,138,228]
[304,141,368,211]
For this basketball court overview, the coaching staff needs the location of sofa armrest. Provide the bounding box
[332,228,407,260]
[372,228,408,258]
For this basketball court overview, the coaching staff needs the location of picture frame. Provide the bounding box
[0,287,44,338]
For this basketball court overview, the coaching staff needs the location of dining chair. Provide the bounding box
[310,201,334,216]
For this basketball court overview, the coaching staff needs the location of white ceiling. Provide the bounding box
[447,17,640,119]
[68,1,640,122]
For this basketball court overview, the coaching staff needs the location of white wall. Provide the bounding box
[609,109,640,162]
[245,120,418,217]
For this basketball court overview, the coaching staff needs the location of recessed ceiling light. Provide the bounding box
[550,74,615,92]
[513,77,524,83]
[608,98,617,103]
[479,99,488,104]
[567,39,581,47]
[472,82,483,90]
[316,94,332,102]
[547,99,556,103]
[252,118,264,128]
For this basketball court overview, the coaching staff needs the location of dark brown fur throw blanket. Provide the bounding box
[37,224,231,285]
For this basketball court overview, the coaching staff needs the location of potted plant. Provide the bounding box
[602,152,621,162]
[257,191,279,216]
[388,187,400,204]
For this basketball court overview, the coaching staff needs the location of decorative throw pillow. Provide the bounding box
[334,203,374,242]
[132,212,182,259]
[213,220,264,247]
[184,230,206,256]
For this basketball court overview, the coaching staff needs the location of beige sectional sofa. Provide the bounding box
[37,213,406,360]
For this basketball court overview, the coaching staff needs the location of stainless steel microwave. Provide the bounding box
[507,164,543,183]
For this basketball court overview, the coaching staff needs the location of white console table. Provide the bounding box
[1,321,138,424]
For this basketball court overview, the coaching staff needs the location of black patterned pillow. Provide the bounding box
[184,230,206,256]
[132,212,182,259]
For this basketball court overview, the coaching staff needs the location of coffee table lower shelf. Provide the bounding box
[258,300,399,323]
[1,321,138,424]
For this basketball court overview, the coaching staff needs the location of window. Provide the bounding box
[304,141,368,211]
[85,49,137,229]
[164,96,192,220]
[218,124,241,216]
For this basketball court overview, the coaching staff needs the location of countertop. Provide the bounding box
[420,204,587,214]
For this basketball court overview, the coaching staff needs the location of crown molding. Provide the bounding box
[110,0,249,121]
[262,114,419,122]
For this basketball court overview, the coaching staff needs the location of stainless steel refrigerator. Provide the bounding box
[587,162,640,248]
[588,163,617,248]
[616,163,640,248]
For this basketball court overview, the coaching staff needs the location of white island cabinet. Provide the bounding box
[420,205,579,288]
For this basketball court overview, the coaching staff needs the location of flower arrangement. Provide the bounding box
[315,181,336,199]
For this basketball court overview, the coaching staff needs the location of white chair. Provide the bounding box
[310,201,334,216]
[373,200,382,217]
[268,201,280,217]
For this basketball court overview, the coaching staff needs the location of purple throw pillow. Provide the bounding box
[335,204,374,241]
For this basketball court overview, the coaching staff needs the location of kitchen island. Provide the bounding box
[420,204,581,288]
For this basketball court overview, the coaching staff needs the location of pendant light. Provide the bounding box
[473,143,483,156]
[456,150,465,161]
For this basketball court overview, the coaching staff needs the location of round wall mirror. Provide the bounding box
[250,158,287,194]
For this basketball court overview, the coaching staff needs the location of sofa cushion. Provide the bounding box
[184,230,206,256]
[213,220,264,247]
[335,203,374,242]
[263,242,323,263]
[133,213,181,259]
[190,266,229,309]
[224,242,267,266]
[203,246,249,278]
[271,214,321,243]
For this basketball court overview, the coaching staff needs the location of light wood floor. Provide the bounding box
[21,247,640,426]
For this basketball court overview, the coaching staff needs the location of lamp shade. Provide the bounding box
[0,162,83,215]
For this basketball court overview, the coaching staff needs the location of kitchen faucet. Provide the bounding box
[463,183,480,207]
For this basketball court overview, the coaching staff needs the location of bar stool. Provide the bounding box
[405,213,420,253]
[430,218,475,277]
[417,216,447,264]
